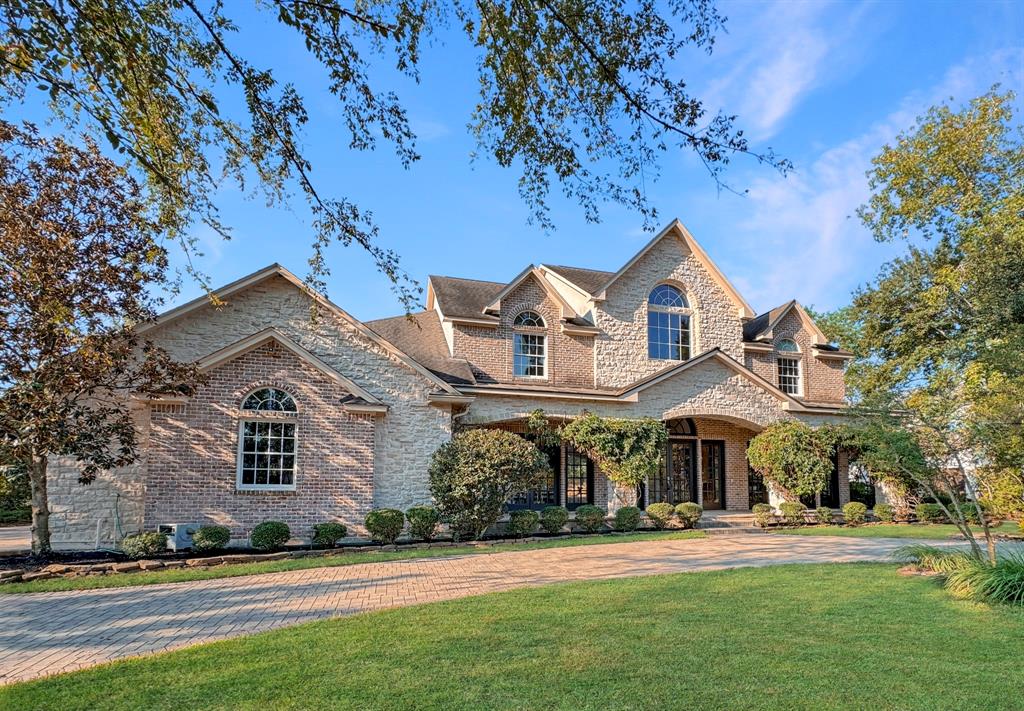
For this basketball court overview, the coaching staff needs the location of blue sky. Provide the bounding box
[26,1,1024,320]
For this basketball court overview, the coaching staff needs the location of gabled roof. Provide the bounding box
[426,275,504,321]
[541,264,615,295]
[593,220,755,318]
[365,310,476,385]
[482,266,576,319]
[742,300,829,345]
[142,264,464,396]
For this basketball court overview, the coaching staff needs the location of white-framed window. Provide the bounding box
[647,284,691,361]
[512,310,546,377]
[776,339,802,395]
[237,387,298,491]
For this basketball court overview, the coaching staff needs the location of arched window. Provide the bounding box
[513,311,546,377]
[238,387,297,490]
[776,339,802,395]
[647,285,691,361]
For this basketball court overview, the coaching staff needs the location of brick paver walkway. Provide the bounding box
[0,535,937,684]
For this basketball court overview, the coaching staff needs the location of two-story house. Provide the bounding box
[47,220,853,547]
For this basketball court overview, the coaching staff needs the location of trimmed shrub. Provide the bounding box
[645,502,675,530]
[816,506,833,525]
[752,503,775,528]
[120,531,166,559]
[574,504,607,533]
[778,501,806,527]
[406,506,441,542]
[540,506,569,535]
[507,509,540,538]
[365,508,405,544]
[843,502,868,526]
[674,502,703,529]
[614,506,642,532]
[873,503,895,522]
[250,521,290,551]
[915,503,946,524]
[311,522,347,548]
[191,525,230,553]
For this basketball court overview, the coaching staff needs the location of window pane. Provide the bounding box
[240,419,297,488]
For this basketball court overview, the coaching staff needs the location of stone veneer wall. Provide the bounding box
[593,233,745,388]
[145,342,375,540]
[452,275,594,388]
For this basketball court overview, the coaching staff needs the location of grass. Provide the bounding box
[5,563,1024,710]
[0,530,705,594]
[896,544,1024,605]
[773,522,1022,539]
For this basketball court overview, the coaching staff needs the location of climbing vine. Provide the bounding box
[560,413,668,488]
[746,421,838,499]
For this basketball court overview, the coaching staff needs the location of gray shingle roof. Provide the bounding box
[742,300,795,342]
[365,310,476,385]
[428,275,504,320]
[543,264,615,294]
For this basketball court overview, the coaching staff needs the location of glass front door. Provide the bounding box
[649,440,696,505]
[701,441,726,510]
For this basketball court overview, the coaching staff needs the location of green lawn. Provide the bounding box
[0,530,705,594]
[4,563,1023,710]
[774,522,1022,539]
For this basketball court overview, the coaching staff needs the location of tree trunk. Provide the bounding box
[29,454,52,556]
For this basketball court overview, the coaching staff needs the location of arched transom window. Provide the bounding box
[513,310,546,378]
[776,339,802,395]
[647,285,691,361]
[238,387,297,490]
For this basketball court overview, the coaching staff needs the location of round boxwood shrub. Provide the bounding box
[574,504,606,533]
[406,506,441,542]
[778,501,807,527]
[614,506,642,532]
[250,521,291,550]
[752,503,775,528]
[674,502,703,530]
[873,503,895,522]
[540,505,569,535]
[816,506,834,525]
[311,522,348,548]
[191,525,231,553]
[645,502,675,530]
[915,503,945,524]
[120,531,166,559]
[365,508,405,544]
[843,501,868,526]
[507,509,540,538]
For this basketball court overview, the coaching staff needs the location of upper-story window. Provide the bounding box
[776,339,802,395]
[513,310,546,378]
[647,285,691,361]
[238,387,297,491]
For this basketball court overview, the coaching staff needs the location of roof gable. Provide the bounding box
[743,300,828,344]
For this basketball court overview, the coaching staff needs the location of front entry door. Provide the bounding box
[701,441,726,510]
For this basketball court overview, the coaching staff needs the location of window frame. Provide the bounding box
[512,310,548,379]
[236,388,299,492]
[647,284,693,362]
[775,339,802,396]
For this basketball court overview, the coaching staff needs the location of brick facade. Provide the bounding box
[743,309,845,403]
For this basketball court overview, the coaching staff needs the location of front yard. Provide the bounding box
[4,562,1022,710]
[774,522,1023,539]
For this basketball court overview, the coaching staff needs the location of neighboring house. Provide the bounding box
[47,220,853,548]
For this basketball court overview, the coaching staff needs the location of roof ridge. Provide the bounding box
[428,274,507,286]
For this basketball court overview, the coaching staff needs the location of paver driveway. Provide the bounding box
[1,534,933,684]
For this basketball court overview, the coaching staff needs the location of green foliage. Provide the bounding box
[191,525,231,553]
[892,544,977,573]
[645,502,675,530]
[752,503,775,528]
[540,506,569,536]
[312,523,348,548]
[815,507,833,525]
[560,414,668,488]
[525,409,562,450]
[778,502,807,527]
[977,468,1024,519]
[405,507,440,542]
[250,522,291,551]
[507,510,540,538]
[613,506,642,532]
[842,502,868,526]
[674,502,703,530]
[840,418,926,498]
[945,553,1024,605]
[0,462,29,510]
[120,531,167,559]
[428,429,549,540]
[747,422,836,499]
[874,504,895,522]
[915,503,945,524]
[365,509,405,544]
[573,505,607,533]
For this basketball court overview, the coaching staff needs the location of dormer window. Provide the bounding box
[513,310,546,378]
[776,339,802,395]
[647,285,691,361]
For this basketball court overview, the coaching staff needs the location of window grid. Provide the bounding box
[513,310,545,328]
[648,284,689,308]
[565,446,592,508]
[513,333,546,377]
[777,356,801,395]
[647,311,691,360]
[239,420,296,488]
[241,388,296,412]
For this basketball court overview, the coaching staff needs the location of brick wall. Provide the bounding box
[744,309,846,403]
[146,342,375,541]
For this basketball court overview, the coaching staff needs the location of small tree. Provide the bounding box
[0,122,200,555]
[429,429,549,540]
[747,422,836,503]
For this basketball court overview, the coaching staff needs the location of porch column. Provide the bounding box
[695,438,703,507]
